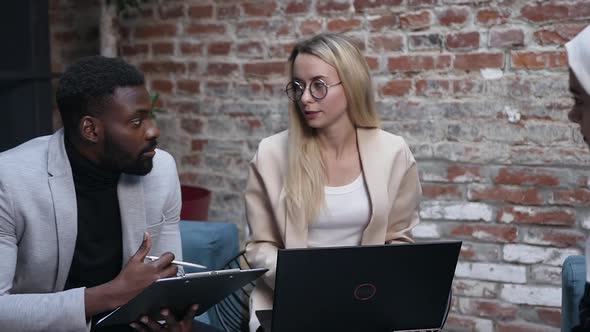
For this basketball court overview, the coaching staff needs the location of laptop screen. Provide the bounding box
[270,241,461,332]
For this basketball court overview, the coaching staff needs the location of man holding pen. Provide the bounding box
[0,56,199,331]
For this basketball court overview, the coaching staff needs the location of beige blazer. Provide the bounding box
[244,127,422,328]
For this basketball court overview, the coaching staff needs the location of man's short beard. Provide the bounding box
[103,133,154,176]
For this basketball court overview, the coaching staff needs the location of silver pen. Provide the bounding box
[145,255,207,269]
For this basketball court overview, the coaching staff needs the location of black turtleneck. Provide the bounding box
[63,139,127,331]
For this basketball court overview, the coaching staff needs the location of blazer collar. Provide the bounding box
[47,129,78,290]
[46,129,147,289]
[356,128,388,245]
[118,174,147,265]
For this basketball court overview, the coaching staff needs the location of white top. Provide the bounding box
[308,174,371,247]
[566,25,590,95]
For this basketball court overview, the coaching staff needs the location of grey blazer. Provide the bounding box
[0,129,182,331]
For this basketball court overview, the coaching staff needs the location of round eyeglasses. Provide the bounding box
[285,79,342,102]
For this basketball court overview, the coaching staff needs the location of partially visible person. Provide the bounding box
[244,33,422,332]
[566,25,590,332]
[0,56,199,331]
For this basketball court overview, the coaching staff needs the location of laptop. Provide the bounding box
[257,241,461,332]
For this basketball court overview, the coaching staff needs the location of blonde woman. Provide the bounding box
[244,33,422,332]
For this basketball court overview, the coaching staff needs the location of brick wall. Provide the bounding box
[49,0,590,331]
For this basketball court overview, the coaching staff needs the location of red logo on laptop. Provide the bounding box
[353,283,376,301]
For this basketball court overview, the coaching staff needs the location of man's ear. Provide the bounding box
[79,116,102,143]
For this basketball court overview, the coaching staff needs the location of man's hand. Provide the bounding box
[129,304,200,332]
[84,232,178,318]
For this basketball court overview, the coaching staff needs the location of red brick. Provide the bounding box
[327,18,362,33]
[181,156,201,167]
[237,83,263,97]
[408,0,437,6]
[188,5,213,19]
[217,5,240,19]
[263,82,286,97]
[237,41,265,58]
[120,44,149,56]
[459,243,501,262]
[453,79,484,95]
[469,186,543,205]
[180,42,203,56]
[368,14,399,31]
[446,31,480,50]
[536,307,561,327]
[534,23,587,45]
[521,2,569,23]
[135,24,177,39]
[269,42,297,58]
[353,0,403,11]
[152,42,174,55]
[139,61,185,74]
[159,4,184,19]
[445,315,481,331]
[208,42,232,56]
[494,168,559,187]
[497,320,544,331]
[206,63,239,76]
[415,79,451,97]
[498,207,575,226]
[409,34,442,50]
[511,51,567,69]
[438,7,469,27]
[191,139,208,152]
[299,18,323,36]
[206,81,230,96]
[187,61,198,74]
[454,53,504,70]
[388,55,451,71]
[447,165,481,182]
[243,1,277,17]
[533,229,586,248]
[317,1,350,14]
[400,10,432,30]
[181,119,203,134]
[476,8,510,26]
[370,35,404,52]
[244,62,285,76]
[451,224,518,243]
[177,80,200,94]
[365,56,379,71]
[185,23,225,35]
[150,79,173,94]
[286,0,311,14]
[380,80,412,96]
[553,189,590,206]
[422,183,462,199]
[570,1,590,19]
[460,299,519,320]
[236,20,273,35]
[490,29,525,48]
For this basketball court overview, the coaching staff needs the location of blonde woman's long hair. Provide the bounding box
[285,33,380,224]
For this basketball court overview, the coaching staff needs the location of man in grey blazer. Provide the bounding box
[0,56,197,331]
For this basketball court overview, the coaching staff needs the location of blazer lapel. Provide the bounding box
[118,174,146,266]
[357,128,388,245]
[47,129,78,291]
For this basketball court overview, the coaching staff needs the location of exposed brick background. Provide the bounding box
[49,0,590,331]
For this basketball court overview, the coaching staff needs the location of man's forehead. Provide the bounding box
[113,85,149,101]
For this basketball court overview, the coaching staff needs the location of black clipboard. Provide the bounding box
[95,268,267,327]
